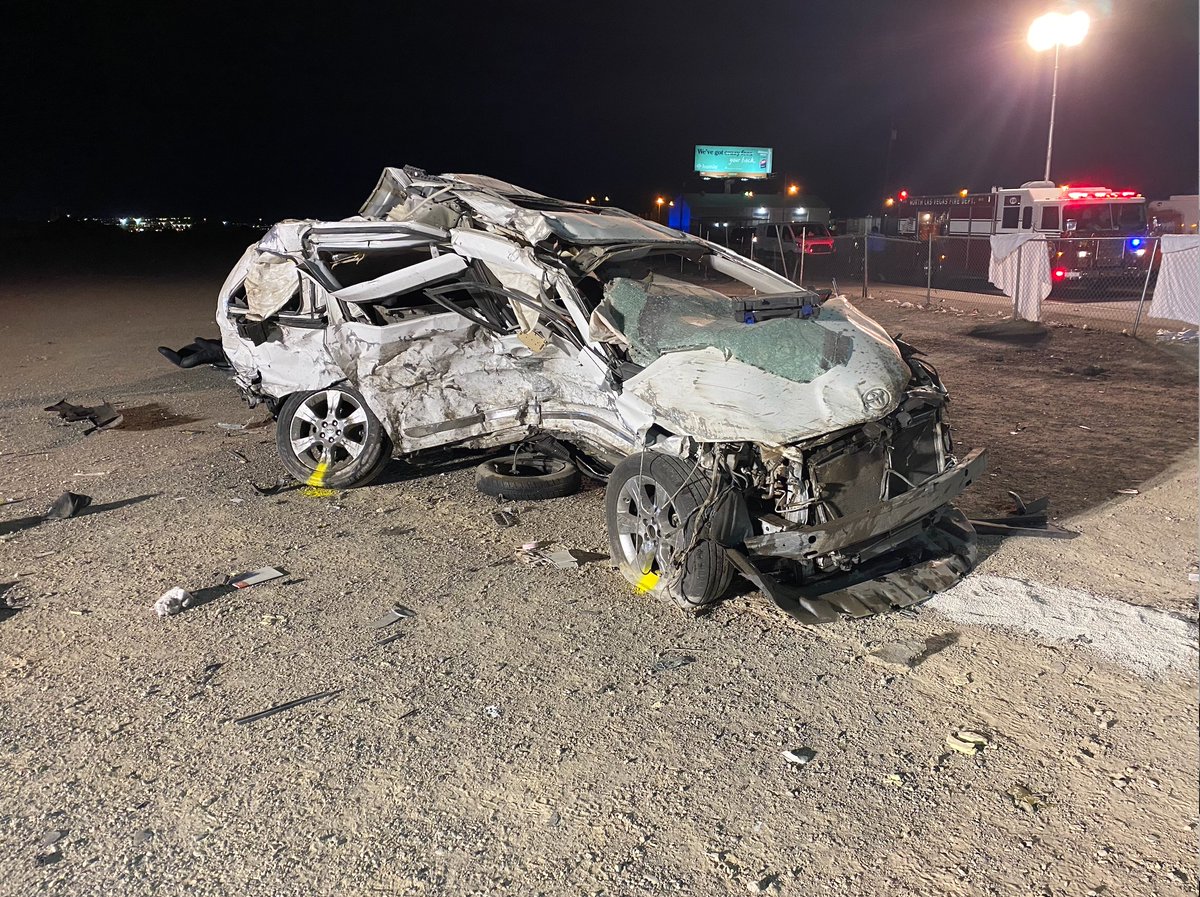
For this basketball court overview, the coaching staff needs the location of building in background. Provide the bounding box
[668,144,830,241]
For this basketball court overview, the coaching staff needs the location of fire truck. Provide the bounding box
[881,180,1151,288]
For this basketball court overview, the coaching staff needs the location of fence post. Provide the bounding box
[925,229,933,307]
[861,236,869,300]
[1132,237,1157,336]
[1012,242,1024,320]
[799,229,807,285]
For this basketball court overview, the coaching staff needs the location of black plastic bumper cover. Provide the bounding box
[728,450,987,625]
[744,449,986,561]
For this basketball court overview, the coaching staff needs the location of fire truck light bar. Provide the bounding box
[1062,186,1142,200]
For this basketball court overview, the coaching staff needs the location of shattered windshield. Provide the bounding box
[602,275,851,384]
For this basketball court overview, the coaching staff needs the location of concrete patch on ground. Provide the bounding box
[929,573,1199,678]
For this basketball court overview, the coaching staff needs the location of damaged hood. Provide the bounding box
[602,276,910,445]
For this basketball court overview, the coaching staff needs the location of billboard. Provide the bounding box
[694,145,773,178]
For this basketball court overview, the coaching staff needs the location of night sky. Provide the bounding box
[2,0,1195,221]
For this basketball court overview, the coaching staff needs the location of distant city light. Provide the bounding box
[787,184,799,195]
[959,188,969,197]
[884,197,895,208]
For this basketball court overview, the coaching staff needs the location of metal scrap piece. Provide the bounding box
[969,491,1075,538]
[233,688,344,725]
[369,604,415,630]
[227,567,286,589]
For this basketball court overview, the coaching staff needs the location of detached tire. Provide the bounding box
[475,455,582,500]
[605,452,733,611]
[276,385,392,488]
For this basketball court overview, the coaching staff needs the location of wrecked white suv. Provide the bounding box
[204,166,985,623]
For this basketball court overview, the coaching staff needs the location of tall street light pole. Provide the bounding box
[1028,10,1090,182]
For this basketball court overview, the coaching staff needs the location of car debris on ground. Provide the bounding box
[368,604,415,630]
[157,336,228,369]
[45,492,91,520]
[491,506,520,528]
[969,491,1075,538]
[162,164,990,624]
[946,729,990,755]
[154,586,195,618]
[515,544,606,569]
[44,399,123,433]
[226,567,286,589]
[781,747,817,767]
[154,567,288,617]
[233,688,344,725]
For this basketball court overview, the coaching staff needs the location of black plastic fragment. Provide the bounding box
[157,336,228,369]
[44,400,123,433]
[233,688,344,725]
[45,492,92,520]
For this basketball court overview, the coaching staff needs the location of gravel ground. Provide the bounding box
[0,261,1197,896]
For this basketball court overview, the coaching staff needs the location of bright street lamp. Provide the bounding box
[1028,10,1089,180]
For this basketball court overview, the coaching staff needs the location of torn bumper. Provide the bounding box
[728,449,986,624]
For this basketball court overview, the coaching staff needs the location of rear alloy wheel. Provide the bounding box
[605,452,733,611]
[475,454,582,501]
[276,385,391,488]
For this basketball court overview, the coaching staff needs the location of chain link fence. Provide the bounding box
[746,229,1198,337]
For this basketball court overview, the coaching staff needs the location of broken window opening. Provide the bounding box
[423,282,583,350]
[322,246,437,290]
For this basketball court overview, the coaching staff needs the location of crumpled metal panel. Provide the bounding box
[726,508,978,625]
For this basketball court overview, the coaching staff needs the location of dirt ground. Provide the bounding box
[857,297,1199,521]
[0,238,1197,896]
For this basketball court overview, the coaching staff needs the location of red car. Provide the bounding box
[790,220,835,254]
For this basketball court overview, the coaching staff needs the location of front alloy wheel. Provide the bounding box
[605,452,733,610]
[276,385,392,488]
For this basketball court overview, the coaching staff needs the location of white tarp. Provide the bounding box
[1147,234,1200,325]
[988,233,1051,322]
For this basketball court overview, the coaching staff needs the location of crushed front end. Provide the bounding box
[711,343,986,624]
